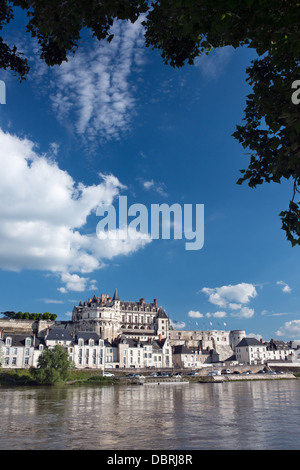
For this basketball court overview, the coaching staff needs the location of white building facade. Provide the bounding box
[235,337,267,365]
[0,333,44,369]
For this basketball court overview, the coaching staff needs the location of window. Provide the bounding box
[6,338,11,346]
[13,348,17,355]
[24,357,29,365]
[25,338,31,346]
[25,348,30,356]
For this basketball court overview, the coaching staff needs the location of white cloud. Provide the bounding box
[42,299,64,304]
[194,46,233,79]
[228,303,242,310]
[206,311,227,319]
[230,307,255,319]
[59,273,96,293]
[276,320,300,338]
[57,287,67,294]
[277,281,292,294]
[170,319,186,329]
[142,179,168,196]
[188,310,203,318]
[50,17,146,142]
[201,283,257,308]
[0,129,151,291]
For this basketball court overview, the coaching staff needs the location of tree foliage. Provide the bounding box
[31,344,73,385]
[1,311,57,320]
[1,0,299,243]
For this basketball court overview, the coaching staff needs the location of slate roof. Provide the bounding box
[236,337,263,348]
[157,307,168,319]
[112,288,120,301]
[2,333,45,349]
[76,331,100,344]
[47,328,73,341]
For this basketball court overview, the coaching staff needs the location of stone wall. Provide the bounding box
[0,318,69,337]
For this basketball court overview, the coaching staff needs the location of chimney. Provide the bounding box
[159,334,162,342]
[154,299,157,308]
[33,333,36,347]
[140,298,145,306]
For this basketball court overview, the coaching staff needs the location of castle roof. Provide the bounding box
[157,307,167,318]
[112,288,120,301]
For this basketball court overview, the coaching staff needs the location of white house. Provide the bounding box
[172,345,203,369]
[265,339,292,362]
[117,337,173,369]
[72,332,105,369]
[235,337,267,365]
[0,333,45,369]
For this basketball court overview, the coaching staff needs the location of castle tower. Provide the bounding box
[155,307,168,339]
[229,330,246,350]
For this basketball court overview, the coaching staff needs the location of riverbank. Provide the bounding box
[1,368,299,387]
[0,369,115,387]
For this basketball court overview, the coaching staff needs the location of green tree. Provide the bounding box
[31,345,74,385]
[1,0,299,243]
[0,311,15,319]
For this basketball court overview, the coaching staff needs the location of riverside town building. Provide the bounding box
[1,289,300,371]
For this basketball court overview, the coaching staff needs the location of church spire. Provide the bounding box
[112,288,120,301]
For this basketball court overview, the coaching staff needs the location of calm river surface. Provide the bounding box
[1,380,300,450]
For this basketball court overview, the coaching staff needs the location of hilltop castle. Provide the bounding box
[72,288,169,343]
[0,289,252,369]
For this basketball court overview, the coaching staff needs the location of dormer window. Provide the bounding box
[6,337,11,346]
[78,339,84,347]
[89,339,94,347]
[25,338,31,346]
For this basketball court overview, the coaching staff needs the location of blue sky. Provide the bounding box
[0,9,299,342]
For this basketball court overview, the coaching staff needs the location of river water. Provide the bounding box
[1,380,300,450]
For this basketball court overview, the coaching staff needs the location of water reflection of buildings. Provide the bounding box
[1,381,300,449]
